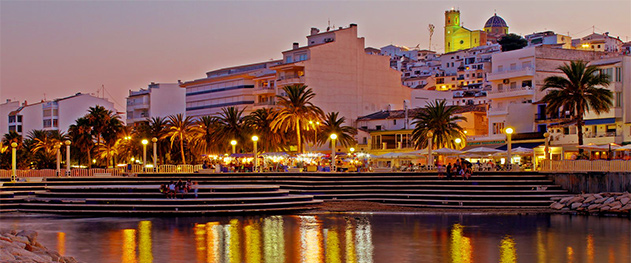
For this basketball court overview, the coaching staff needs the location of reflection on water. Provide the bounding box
[2,214,629,263]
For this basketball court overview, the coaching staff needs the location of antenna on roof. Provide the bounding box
[428,24,435,51]
[327,18,331,31]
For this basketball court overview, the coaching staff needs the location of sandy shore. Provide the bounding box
[301,200,557,215]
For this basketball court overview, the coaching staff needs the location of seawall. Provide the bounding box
[546,172,631,194]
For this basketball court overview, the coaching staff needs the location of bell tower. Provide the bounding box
[444,9,460,53]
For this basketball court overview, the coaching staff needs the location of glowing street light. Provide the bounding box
[454,138,462,150]
[252,135,259,172]
[427,131,434,169]
[330,134,337,172]
[142,139,148,172]
[505,127,514,166]
[64,140,71,176]
[230,140,237,154]
[152,137,158,172]
[55,142,61,177]
[11,142,18,182]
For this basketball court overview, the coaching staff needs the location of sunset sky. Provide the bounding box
[1,0,630,112]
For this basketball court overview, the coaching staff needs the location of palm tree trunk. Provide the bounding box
[296,120,302,153]
[87,149,91,169]
[180,135,186,164]
[577,113,584,154]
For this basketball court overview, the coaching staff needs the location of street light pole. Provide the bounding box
[56,143,61,177]
[230,140,237,154]
[427,131,434,170]
[11,142,17,182]
[65,140,71,176]
[330,134,337,172]
[252,135,259,172]
[142,139,148,173]
[505,127,514,168]
[152,137,158,172]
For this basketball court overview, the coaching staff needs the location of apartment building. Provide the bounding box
[126,82,186,125]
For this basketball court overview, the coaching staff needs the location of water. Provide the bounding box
[1,213,629,263]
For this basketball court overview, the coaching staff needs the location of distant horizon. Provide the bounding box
[2,0,630,113]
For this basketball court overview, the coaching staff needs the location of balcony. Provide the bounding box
[487,67,535,81]
[534,113,572,122]
[277,75,305,86]
[486,86,535,99]
[252,86,275,95]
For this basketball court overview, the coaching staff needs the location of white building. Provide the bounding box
[126,82,186,125]
[0,99,20,135]
[5,93,116,135]
[525,31,572,49]
[572,32,624,53]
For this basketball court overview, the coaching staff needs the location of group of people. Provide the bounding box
[160,179,199,199]
[438,158,473,179]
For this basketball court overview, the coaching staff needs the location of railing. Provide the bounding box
[0,164,208,178]
[540,160,631,172]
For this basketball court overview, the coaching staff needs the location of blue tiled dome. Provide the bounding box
[484,14,507,28]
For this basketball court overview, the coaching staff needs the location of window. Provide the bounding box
[497,84,504,92]
[510,82,517,90]
[510,63,517,70]
[285,56,293,63]
[393,119,397,125]
[43,119,52,128]
[522,80,533,88]
[615,92,622,108]
[376,125,382,131]
[17,125,22,133]
[492,122,505,134]
[53,119,58,127]
[615,67,622,82]
[9,126,16,132]
[498,65,503,72]
[17,115,22,122]
[8,116,15,123]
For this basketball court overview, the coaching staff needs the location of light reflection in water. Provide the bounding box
[345,219,356,263]
[325,228,341,263]
[263,216,285,263]
[536,229,546,263]
[244,219,262,263]
[299,215,323,263]
[450,224,472,263]
[57,232,65,256]
[226,219,241,263]
[566,246,574,263]
[122,229,137,263]
[205,222,221,263]
[355,218,373,263]
[586,234,594,263]
[194,223,206,263]
[499,235,517,263]
[138,221,152,263]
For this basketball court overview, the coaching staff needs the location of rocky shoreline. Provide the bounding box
[550,192,631,216]
[0,229,77,263]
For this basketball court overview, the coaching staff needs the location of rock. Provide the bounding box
[600,206,611,212]
[550,202,565,210]
[603,197,615,205]
[620,197,630,205]
[594,197,608,204]
[593,194,603,199]
[583,196,596,203]
[588,204,601,211]
[16,230,37,244]
[569,196,584,204]
[621,204,631,212]
[559,197,572,204]
[571,203,582,209]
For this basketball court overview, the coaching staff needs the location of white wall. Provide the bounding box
[57,94,117,133]
[149,83,186,118]
[0,100,20,135]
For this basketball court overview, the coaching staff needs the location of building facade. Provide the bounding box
[126,82,186,125]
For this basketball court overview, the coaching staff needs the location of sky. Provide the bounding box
[1,0,630,113]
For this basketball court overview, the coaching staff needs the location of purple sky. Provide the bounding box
[2,1,630,112]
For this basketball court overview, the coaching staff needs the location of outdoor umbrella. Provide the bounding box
[464,147,505,156]
[433,148,463,155]
[509,147,534,155]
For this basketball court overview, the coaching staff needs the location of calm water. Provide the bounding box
[0,213,629,263]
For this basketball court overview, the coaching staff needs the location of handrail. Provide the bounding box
[540,159,631,172]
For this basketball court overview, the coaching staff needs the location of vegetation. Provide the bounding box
[411,100,466,150]
[272,84,324,153]
[319,112,357,148]
[498,33,527,52]
[540,60,612,149]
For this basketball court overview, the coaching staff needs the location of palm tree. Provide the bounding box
[272,84,324,153]
[191,116,221,155]
[411,100,467,149]
[541,60,612,149]
[245,108,286,152]
[69,117,94,168]
[216,107,250,153]
[26,130,65,169]
[165,114,193,164]
[1,131,26,169]
[101,116,124,167]
[319,112,356,148]
[86,105,114,150]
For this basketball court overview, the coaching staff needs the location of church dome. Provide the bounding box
[484,14,507,28]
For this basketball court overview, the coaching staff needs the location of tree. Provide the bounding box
[191,116,221,155]
[411,100,467,149]
[498,33,527,52]
[165,114,193,164]
[216,107,249,153]
[245,108,286,152]
[319,112,356,148]
[272,84,324,153]
[540,60,612,149]
[100,114,124,167]
[69,117,94,167]
[26,130,65,169]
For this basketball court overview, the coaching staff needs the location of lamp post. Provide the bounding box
[10,142,17,182]
[330,134,337,172]
[65,140,71,176]
[152,137,158,172]
[543,132,550,160]
[230,140,237,154]
[454,138,462,150]
[505,127,514,167]
[427,131,434,170]
[142,139,148,173]
[252,135,259,172]
[55,142,61,177]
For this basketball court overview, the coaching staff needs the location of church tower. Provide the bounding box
[444,9,461,53]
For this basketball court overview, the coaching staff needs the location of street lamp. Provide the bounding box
[64,140,71,176]
[55,142,61,177]
[152,137,158,172]
[427,131,434,169]
[454,138,462,150]
[230,140,237,154]
[11,142,18,182]
[252,135,259,172]
[505,127,514,167]
[142,139,148,172]
[330,134,337,172]
[543,132,550,160]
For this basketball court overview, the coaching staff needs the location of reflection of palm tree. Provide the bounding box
[217,107,249,153]
[319,112,356,148]
[272,84,324,153]
[69,117,94,168]
[541,60,612,149]
[411,100,466,149]
[245,108,285,152]
[166,114,193,164]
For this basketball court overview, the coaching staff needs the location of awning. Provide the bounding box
[461,144,504,151]
[584,118,616,125]
[496,142,543,151]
